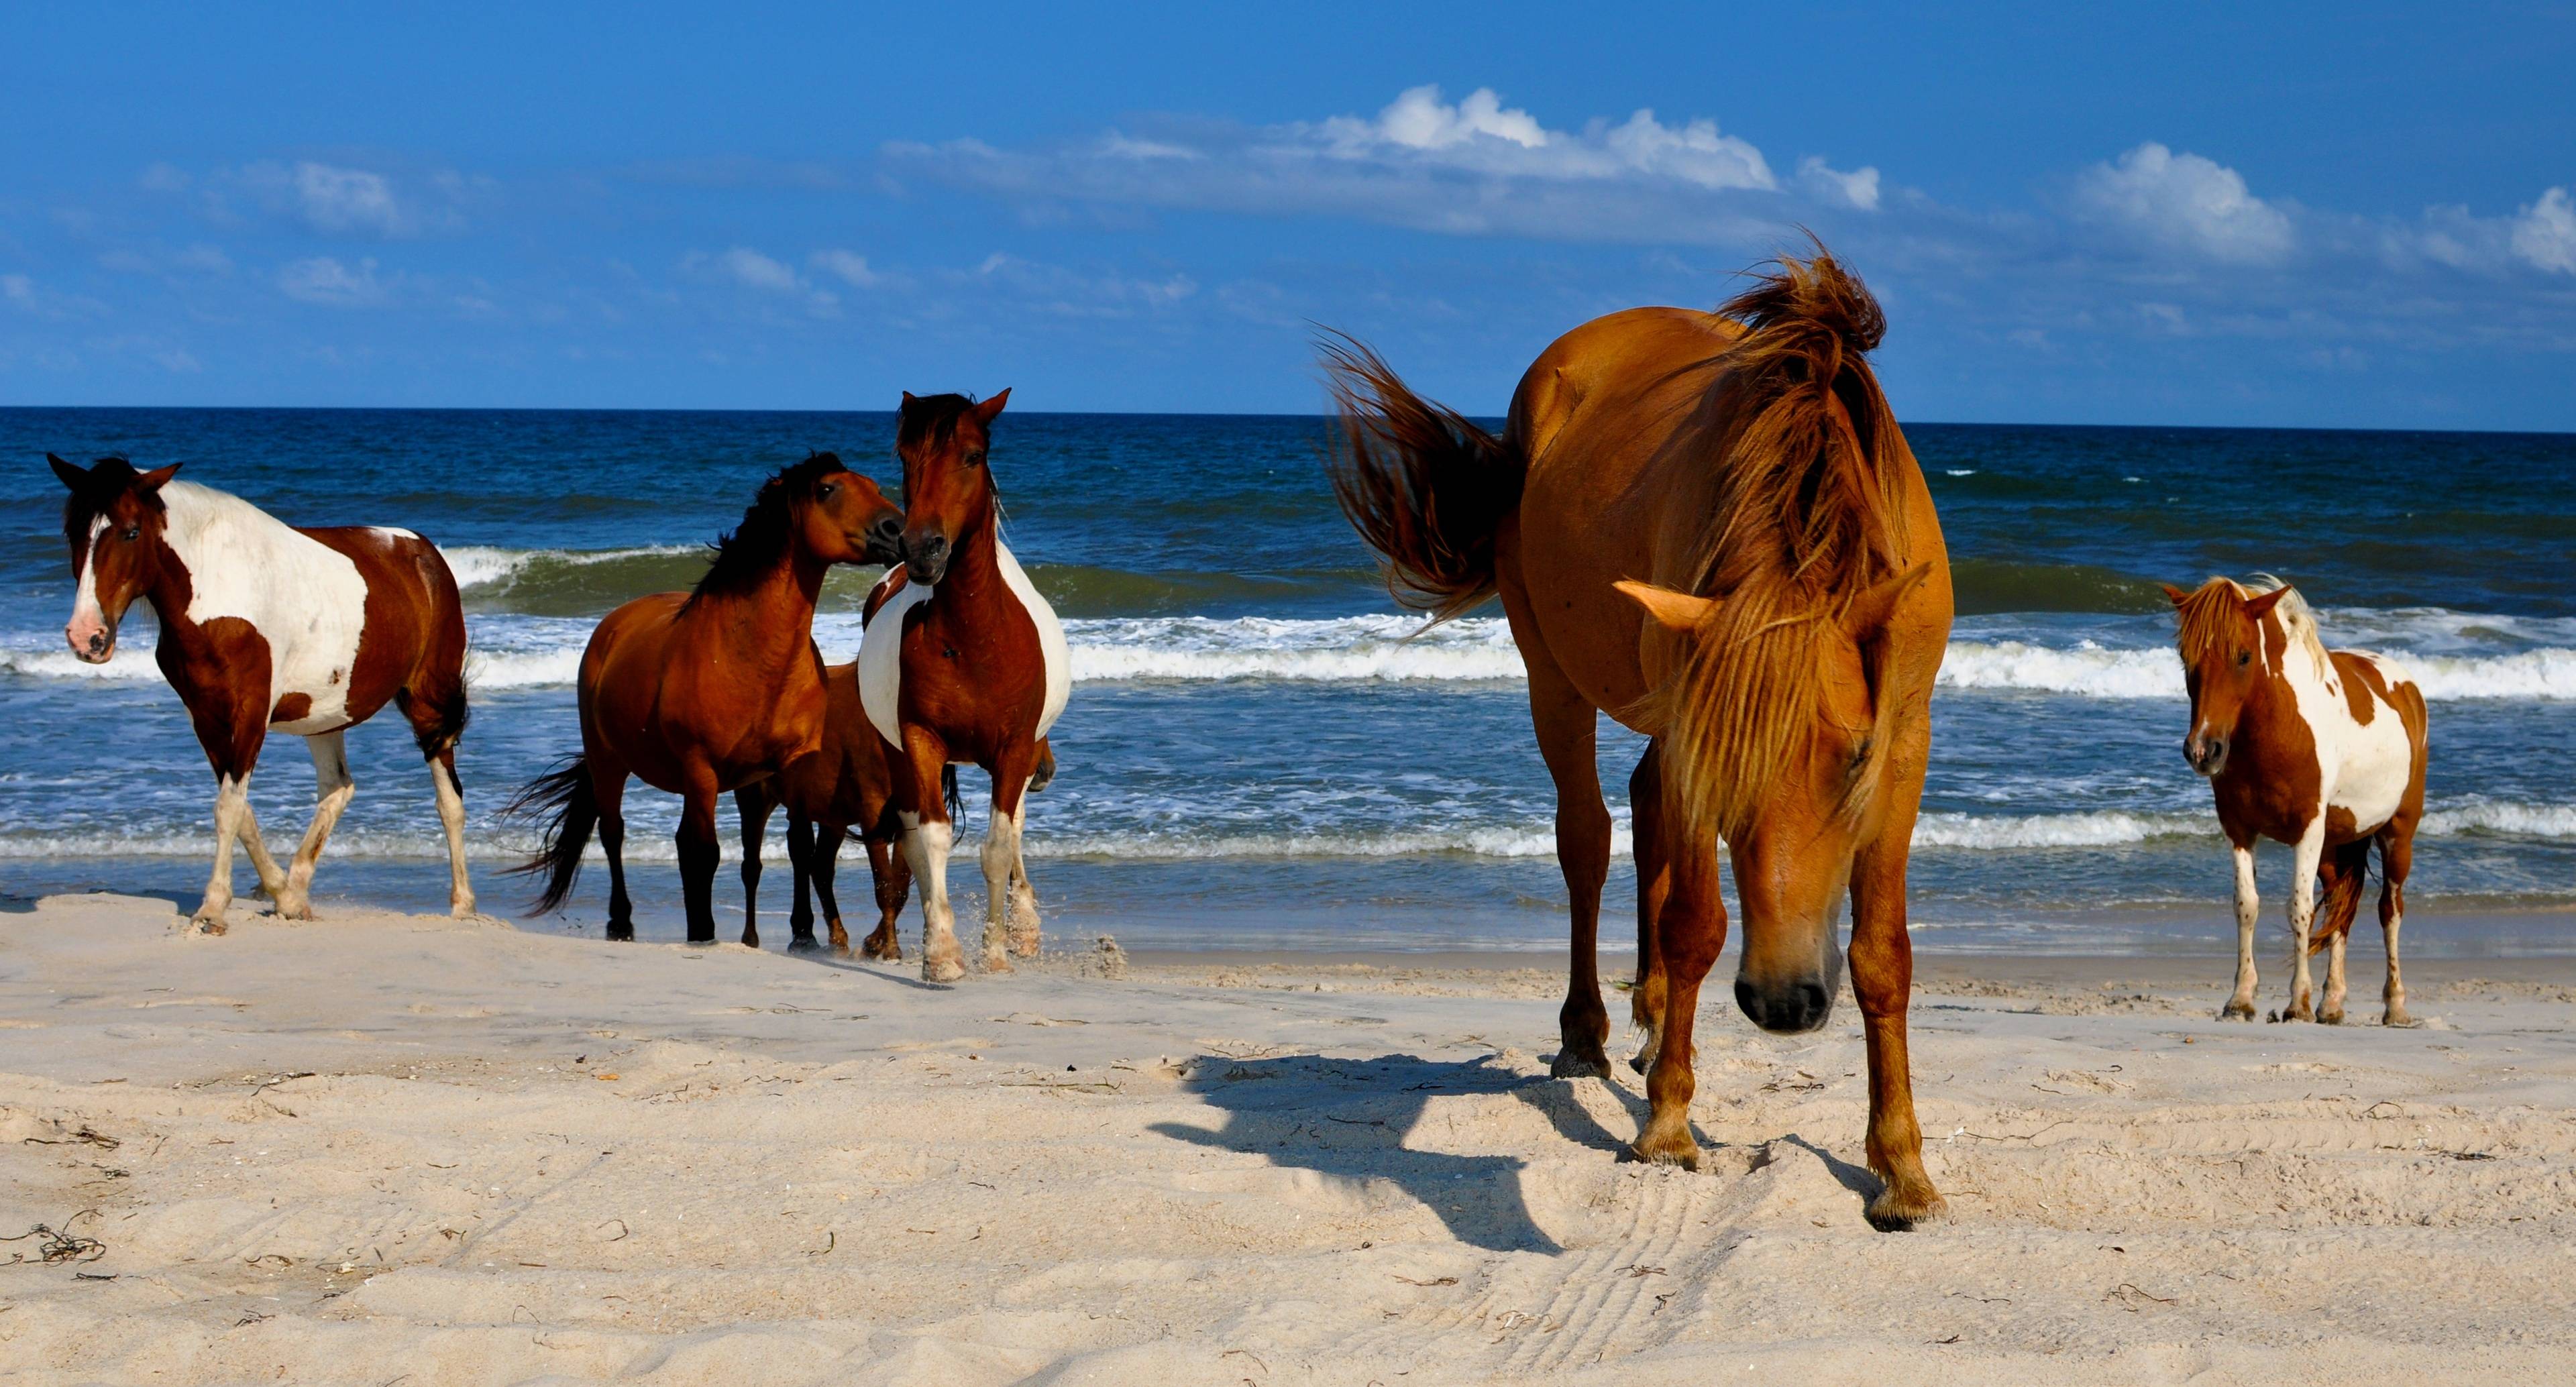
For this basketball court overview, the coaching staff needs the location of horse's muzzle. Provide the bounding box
[906,532,949,585]
[865,514,905,566]
[2184,732,2228,777]
[66,620,113,665]
[1735,975,1834,1034]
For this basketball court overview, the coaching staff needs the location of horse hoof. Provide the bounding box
[1549,1051,1611,1080]
[979,951,1015,975]
[186,913,229,938]
[1008,933,1041,960]
[2383,1009,2414,1028]
[786,936,822,955]
[1866,1186,1949,1233]
[2318,1009,2346,1025]
[922,956,965,984]
[1620,1136,1701,1172]
[2219,1001,2256,1021]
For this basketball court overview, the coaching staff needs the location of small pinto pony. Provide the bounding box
[2163,577,2428,1025]
[859,390,1071,983]
[508,454,903,944]
[48,454,475,932]
[1322,247,1953,1231]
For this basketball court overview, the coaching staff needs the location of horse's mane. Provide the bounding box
[2174,574,2331,679]
[58,455,159,547]
[897,393,985,452]
[1646,247,1913,839]
[687,452,847,606]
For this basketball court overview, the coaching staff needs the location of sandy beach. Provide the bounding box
[3,895,2571,1385]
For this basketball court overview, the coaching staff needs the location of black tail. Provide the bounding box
[411,681,471,763]
[943,764,963,820]
[1317,330,1523,624]
[502,753,597,916]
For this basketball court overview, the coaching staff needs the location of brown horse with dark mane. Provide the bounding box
[508,453,902,944]
[50,454,476,933]
[1321,247,1953,1230]
[858,391,1071,982]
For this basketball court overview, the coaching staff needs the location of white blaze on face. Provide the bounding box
[66,514,113,656]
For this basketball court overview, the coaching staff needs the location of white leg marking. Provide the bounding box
[904,813,963,983]
[195,774,250,933]
[1007,851,1041,958]
[2224,844,2259,1019]
[235,799,290,899]
[2322,925,2349,1023]
[276,729,354,920]
[432,757,477,918]
[979,806,1023,970]
[2282,819,2324,1021]
[2383,887,2411,1027]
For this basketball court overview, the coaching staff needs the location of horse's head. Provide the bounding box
[894,388,1009,585]
[2162,577,2293,777]
[51,453,182,663]
[1617,564,1928,1034]
[793,454,906,568]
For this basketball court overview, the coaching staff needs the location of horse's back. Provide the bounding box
[301,525,469,706]
[2327,647,2428,836]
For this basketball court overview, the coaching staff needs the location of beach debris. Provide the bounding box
[3,1215,105,1266]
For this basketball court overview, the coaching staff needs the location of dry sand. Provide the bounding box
[4,893,2573,1385]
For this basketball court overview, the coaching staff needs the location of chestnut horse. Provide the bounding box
[2162,577,2428,1025]
[508,453,902,944]
[48,454,474,932]
[1323,249,1952,1230]
[860,390,1071,983]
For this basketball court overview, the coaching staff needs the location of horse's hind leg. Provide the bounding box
[784,813,820,950]
[734,783,773,949]
[1522,649,1613,1080]
[234,801,292,903]
[429,748,474,917]
[1628,743,1671,1075]
[398,676,474,916]
[676,769,723,946]
[2314,840,2368,1025]
[2379,826,2414,1026]
[855,830,908,960]
[274,728,356,920]
[593,758,635,941]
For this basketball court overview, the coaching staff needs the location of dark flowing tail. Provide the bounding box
[2310,840,2371,955]
[502,754,597,916]
[1317,331,1523,624]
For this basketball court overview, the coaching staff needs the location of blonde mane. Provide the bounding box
[2174,574,2330,679]
[1645,250,1913,840]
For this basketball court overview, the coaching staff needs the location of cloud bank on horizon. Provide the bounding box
[5,58,2573,427]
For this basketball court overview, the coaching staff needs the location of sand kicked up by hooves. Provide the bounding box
[3,893,2573,1384]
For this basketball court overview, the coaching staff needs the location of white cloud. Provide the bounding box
[2073,142,2294,265]
[811,249,880,288]
[2510,187,2576,274]
[1359,85,1548,150]
[714,246,801,291]
[1798,156,1881,211]
[1316,86,1774,192]
[278,256,388,307]
[291,163,403,235]
[1,274,32,305]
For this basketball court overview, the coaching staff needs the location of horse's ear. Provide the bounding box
[2243,586,2290,620]
[136,463,181,493]
[975,388,1010,425]
[1614,580,1714,635]
[48,453,87,491]
[1841,562,1933,642]
[900,391,918,409]
[2159,583,2190,608]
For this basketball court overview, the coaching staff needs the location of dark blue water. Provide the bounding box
[5,409,2571,952]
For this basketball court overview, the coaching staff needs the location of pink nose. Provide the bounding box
[66,617,112,663]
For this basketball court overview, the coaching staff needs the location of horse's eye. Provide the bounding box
[2235,649,2251,668]
[968,451,986,467]
[818,483,837,500]
[121,526,140,541]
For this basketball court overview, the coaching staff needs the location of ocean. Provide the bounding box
[3,408,2571,955]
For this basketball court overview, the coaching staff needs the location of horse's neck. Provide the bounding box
[146,482,313,631]
[930,509,1012,614]
[693,549,828,670]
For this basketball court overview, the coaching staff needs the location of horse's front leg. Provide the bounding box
[1631,817,1724,1168]
[1849,802,1946,1231]
[186,696,269,935]
[733,781,773,949]
[1628,743,1671,1075]
[2275,818,2324,1021]
[274,728,356,921]
[784,812,821,950]
[857,830,908,960]
[979,747,1039,970]
[897,730,963,982]
[676,765,723,946]
[2222,840,2259,1019]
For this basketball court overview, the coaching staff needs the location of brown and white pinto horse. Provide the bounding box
[2163,577,2429,1025]
[1323,249,1953,1230]
[860,390,1071,983]
[508,454,903,945]
[48,454,475,932]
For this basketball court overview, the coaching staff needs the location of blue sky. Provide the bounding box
[4,3,2572,427]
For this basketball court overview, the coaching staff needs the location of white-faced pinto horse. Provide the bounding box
[860,390,1071,983]
[508,454,903,944]
[48,453,476,932]
[2163,577,2428,1025]
[1322,249,1954,1230]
